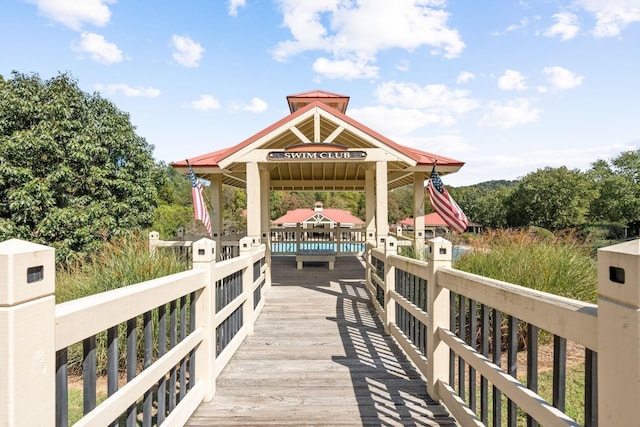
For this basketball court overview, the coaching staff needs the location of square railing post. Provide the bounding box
[240,237,255,335]
[426,237,452,400]
[383,236,398,334]
[0,239,56,425]
[192,238,217,401]
[597,239,640,424]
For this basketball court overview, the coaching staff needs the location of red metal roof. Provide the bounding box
[273,208,364,225]
[172,99,463,170]
[400,212,449,227]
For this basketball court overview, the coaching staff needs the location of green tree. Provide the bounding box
[456,185,513,228]
[505,166,595,230]
[0,72,162,262]
[588,150,640,235]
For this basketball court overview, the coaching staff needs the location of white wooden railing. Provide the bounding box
[0,235,269,426]
[365,236,640,426]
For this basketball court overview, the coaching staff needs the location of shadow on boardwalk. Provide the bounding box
[186,256,457,426]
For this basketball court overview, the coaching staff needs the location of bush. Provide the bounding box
[454,228,597,303]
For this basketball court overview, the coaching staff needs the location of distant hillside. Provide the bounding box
[455,179,519,191]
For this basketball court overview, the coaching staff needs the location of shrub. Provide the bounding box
[454,228,597,303]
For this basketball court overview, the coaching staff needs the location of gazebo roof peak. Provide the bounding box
[287,90,350,114]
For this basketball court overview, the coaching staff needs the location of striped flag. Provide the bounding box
[426,166,469,233]
[188,165,212,236]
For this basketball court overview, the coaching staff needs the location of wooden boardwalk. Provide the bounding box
[186,256,458,426]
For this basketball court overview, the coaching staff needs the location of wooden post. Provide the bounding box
[0,239,56,425]
[597,239,640,424]
[383,236,398,334]
[240,237,255,335]
[426,237,452,400]
[192,238,217,401]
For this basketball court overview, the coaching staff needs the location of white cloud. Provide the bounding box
[544,12,580,41]
[399,134,474,155]
[543,66,584,90]
[228,0,247,16]
[498,69,528,91]
[230,97,268,113]
[94,83,160,97]
[312,56,379,80]
[27,0,114,30]
[492,17,531,36]
[349,105,453,136]
[456,71,475,84]
[396,60,410,72]
[171,35,205,68]
[72,32,123,64]
[271,0,464,79]
[190,94,220,111]
[577,0,640,37]
[374,81,479,115]
[478,98,541,129]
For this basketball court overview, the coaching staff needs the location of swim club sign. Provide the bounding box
[268,143,366,160]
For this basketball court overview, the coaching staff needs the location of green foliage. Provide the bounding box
[588,150,640,234]
[0,72,163,263]
[454,229,597,303]
[505,167,595,230]
[56,232,187,303]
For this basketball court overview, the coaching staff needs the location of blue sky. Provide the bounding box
[1,0,639,186]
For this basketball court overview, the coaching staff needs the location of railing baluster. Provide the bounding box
[179,296,187,402]
[480,303,489,425]
[82,336,97,415]
[126,317,137,427]
[157,304,167,424]
[458,295,466,399]
[527,324,539,427]
[553,335,567,412]
[469,299,477,412]
[143,311,153,427]
[449,291,457,387]
[585,348,598,427]
[492,309,502,427]
[55,349,69,427]
[169,300,177,411]
[107,326,119,427]
[507,316,518,427]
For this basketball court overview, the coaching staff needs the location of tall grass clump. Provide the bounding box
[454,228,597,303]
[56,231,188,303]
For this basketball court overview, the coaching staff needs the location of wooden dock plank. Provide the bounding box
[185,256,457,426]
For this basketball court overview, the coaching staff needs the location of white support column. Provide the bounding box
[245,161,261,244]
[426,237,452,400]
[597,239,640,425]
[383,236,398,334]
[0,239,56,426]
[365,167,376,245]
[375,161,389,247]
[413,172,426,259]
[148,230,160,256]
[192,238,217,401]
[209,174,224,261]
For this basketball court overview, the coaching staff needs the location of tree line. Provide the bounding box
[1,72,637,264]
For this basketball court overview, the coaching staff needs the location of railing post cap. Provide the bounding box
[427,237,452,262]
[598,238,640,306]
[192,238,216,263]
[385,236,398,252]
[0,238,55,306]
[148,230,160,239]
[239,236,253,251]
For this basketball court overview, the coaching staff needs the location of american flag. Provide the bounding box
[188,165,212,236]
[426,166,468,233]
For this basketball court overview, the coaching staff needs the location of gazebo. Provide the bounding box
[171,90,464,258]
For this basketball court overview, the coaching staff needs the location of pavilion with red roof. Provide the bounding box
[172,90,464,257]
